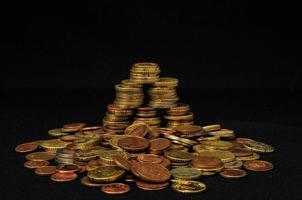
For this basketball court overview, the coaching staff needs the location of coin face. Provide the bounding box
[171,180,206,193]
[124,122,149,137]
[170,167,202,180]
[191,156,223,170]
[137,154,163,164]
[113,155,132,171]
[81,176,104,187]
[26,152,56,161]
[118,136,149,152]
[243,141,274,153]
[243,160,274,171]
[101,183,130,195]
[136,180,169,190]
[15,142,38,153]
[230,147,253,157]
[24,160,49,169]
[87,166,125,183]
[164,150,194,162]
[50,172,78,182]
[196,150,235,163]
[56,164,80,173]
[34,166,56,176]
[131,162,171,183]
[175,125,203,134]
[224,160,243,169]
[149,138,171,152]
[219,169,247,178]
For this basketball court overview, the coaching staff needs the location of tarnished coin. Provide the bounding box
[170,167,202,180]
[149,138,171,152]
[171,180,206,193]
[81,176,104,187]
[136,180,169,190]
[50,172,78,182]
[15,142,38,153]
[113,155,132,171]
[24,160,49,169]
[243,160,274,171]
[26,152,56,161]
[219,169,247,178]
[224,160,243,169]
[131,162,171,183]
[118,136,149,152]
[34,166,57,176]
[101,183,130,195]
[137,154,163,164]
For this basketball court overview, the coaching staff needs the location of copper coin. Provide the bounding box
[50,172,78,182]
[137,154,163,164]
[101,183,130,195]
[113,156,132,171]
[160,157,171,168]
[81,176,103,187]
[34,166,57,176]
[59,135,79,142]
[24,160,49,169]
[235,137,254,145]
[175,125,203,134]
[191,156,224,169]
[219,169,247,178]
[124,174,136,182]
[15,142,38,153]
[149,138,171,152]
[118,136,149,152]
[136,180,169,190]
[243,160,274,171]
[56,164,80,173]
[131,162,171,183]
[26,152,56,161]
[230,147,253,157]
[63,122,86,129]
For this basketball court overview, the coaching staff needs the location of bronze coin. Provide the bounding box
[50,172,78,182]
[149,138,171,152]
[63,122,86,129]
[175,125,204,134]
[243,160,274,171]
[230,147,253,157]
[15,142,38,153]
[34,166,57,176]
[101,183,130,195]
[113,156,132,171]
[56,164,80,173]
[26,152,56,161]
[219,169,247,178]
[137,154,163,164]
[136,180,169,190]
[131,162,171,183]
[235,137,254,145]
[191,156,224,169]
[59,135,79,142]
[81,176,103,187]
[118,136,149,152]
[24,160,49,169]
[160,158,171,168]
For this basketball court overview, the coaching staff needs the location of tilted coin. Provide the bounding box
[124,121,149,137]
[63,122,87,129]
[101,183,130,195]
[113,155,132,171]
[236,152,260,161]
[224,160,243,169]
[219,169,247,178]
[149,138,171,152]
[171,180,206,193]
[164,150,194,162]
[202,124,221,132]
[50,172,78,182]
[48,128,69,137]
[81,176,104,187]
[56,164,80,173]
[34,166,57,176]
[15,142,38,153]
[243,160,273,171]
[131,162,171,183]
[98,150,129,165]
[196,150,235,163]
[87,166,125,183]
[118,136,150,152]
[243,140,274,153]
[24,160,49,169]
[230,147,253,157]
[26,152,56,161]
[137,154,163,164]
[170,167,202,180]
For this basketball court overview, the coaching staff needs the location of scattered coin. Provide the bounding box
[34,166,57,176]
[50,172,78,182]
[15,142,38,153]
[219,169,247,178]
[171,180,206,193]
[81,176,104,187]
[136,180,169,190]
[243,160,274,171]
[131,162,170,183]
[101,183,130,195]
[26,152,56,161]
[24,160,49,169]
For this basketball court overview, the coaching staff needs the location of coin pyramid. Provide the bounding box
[15,62,275,195]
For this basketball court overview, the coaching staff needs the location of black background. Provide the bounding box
[2,1,302,200]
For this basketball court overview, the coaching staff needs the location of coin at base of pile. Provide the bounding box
[171,180,206,193]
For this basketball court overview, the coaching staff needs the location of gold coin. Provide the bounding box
[98,150,129,164]
[224,160,243,169]
[201,140,233,150]
[236,152,260,161]
[170,167,202,180]
[164,150,194,162]
[171,180,206,193]
[87,166,125,183]
[243,140,274,153]
[197,150,235,163]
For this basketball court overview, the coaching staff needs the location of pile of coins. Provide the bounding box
[148,78,179,108]
[15,62,275,195]
[164,103,194,128]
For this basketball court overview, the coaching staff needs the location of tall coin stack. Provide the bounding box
[148,78,179,109]
[134,107,161,128]
[164,103,194,128]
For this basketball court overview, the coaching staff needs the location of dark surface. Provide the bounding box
[1,90,302,199]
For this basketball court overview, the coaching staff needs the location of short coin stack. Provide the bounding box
[15,62,275,196]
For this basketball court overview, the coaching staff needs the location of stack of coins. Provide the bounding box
[134,107,161,128]
[103,104,133,134]
[164,104,194,128]
[164,149,194,168]
[148,78,179,109]
[55,148,75,164]
[113,84,144,109]
[130,62,161,84]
